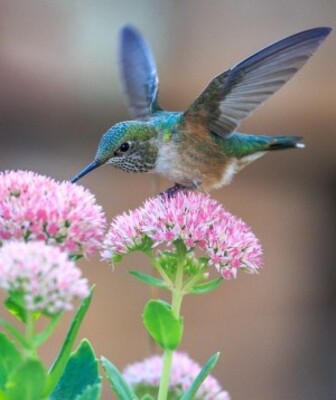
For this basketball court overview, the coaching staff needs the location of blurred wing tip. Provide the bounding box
[119,24,142,42]
[300,26,332,44]
[120,24,138,34]
[312,26,332,36]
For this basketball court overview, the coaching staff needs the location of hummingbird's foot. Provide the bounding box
[161,183,187,198]
[161,181,201,198]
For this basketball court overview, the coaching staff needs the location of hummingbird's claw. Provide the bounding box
[160,180,201,198]
[160,183,187,198]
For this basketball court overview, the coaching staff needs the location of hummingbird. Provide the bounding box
[71,26,331,194]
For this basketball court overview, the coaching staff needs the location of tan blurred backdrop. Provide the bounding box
[1,1,336,399]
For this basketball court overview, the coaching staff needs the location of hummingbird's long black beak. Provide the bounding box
[70,160,101,183]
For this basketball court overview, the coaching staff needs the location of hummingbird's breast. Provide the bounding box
[154,119,234,191]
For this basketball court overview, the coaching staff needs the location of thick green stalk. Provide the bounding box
[25,311,37,358]
[158,349,173,400]
[158,252,185,400]
[171,261,184,317]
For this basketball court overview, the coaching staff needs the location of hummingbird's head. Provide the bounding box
[71,121,158,183]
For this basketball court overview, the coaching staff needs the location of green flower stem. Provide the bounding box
[158,251,186,400]
[158,349,173,400]
[0,317,28,348]
[147,251,173,289]
[155,262,174,288]
[34,313,62,347]
[182,269,206,294]
[171,260,184,317]
[25,311,37,358]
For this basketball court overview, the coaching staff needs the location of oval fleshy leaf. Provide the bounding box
[74,383,101,400]
[143,300,183,350]
[49,339,101,400]
[5,359,47,400]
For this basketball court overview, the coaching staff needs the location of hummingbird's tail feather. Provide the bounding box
[223,132,304,158]
[267,135,305,151]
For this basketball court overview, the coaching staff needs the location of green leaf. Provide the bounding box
[4,295,41,324]
[129,271,167,288]
[180,352,220,400]
[0,318,28,349]
[101,356,137,400]
[74,383,102,400]
[4,297,27,323]
[49,339,101,400]
[0,333,23,389]
[189,278,223,294]
[45,287,94,397]
[5,358,47,400]
[143,300,183,350]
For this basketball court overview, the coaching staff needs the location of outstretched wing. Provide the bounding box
[183,27,331,137]
[118,25,160,120]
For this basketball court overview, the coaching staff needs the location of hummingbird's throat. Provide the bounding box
[109,155,155,173]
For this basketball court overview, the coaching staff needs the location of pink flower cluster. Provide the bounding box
[123,352,230,400]
[0,241,89,314]
[102,192,262,279]
[0,170,106,257]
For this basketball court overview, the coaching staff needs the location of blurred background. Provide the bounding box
[0,1,335,399]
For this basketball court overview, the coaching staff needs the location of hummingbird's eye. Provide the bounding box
[119,142,130,152]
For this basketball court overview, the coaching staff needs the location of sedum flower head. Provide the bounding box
[0,170,106,257]
[0,241,89,314]
[102,192,262,279]
[123,352,231,400]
